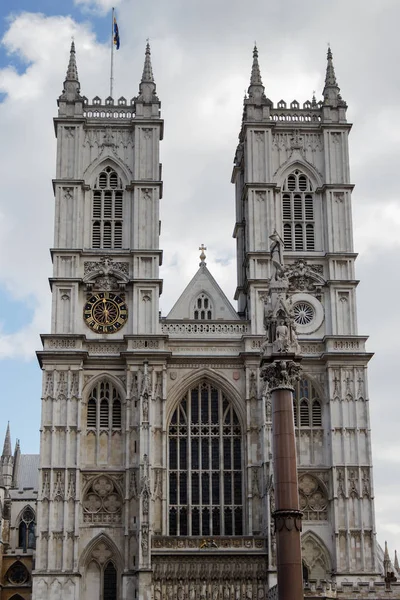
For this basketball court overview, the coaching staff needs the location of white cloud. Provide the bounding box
[74,0,123,15]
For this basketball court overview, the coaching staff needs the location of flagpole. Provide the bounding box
[110,6,114,97]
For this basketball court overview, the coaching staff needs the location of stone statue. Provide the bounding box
[274,320,290,353]
[269,230,285,280]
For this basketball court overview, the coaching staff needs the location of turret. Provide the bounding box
[321,46,347,122]
[58,40,83,117]
[1,423,14,489]
[242,45,272,122]
[134,42,161,119]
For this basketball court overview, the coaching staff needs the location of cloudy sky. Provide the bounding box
[1,0,400,560]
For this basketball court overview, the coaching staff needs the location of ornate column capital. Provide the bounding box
[260,358,301,391]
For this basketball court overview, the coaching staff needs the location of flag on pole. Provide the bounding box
[113,16,120,49]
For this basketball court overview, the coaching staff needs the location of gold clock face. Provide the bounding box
[84,292,128,334]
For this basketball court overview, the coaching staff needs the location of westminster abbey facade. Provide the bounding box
[0,41,399,600]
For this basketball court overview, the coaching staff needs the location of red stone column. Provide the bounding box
[261,359,303,600]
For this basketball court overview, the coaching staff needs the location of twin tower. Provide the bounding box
[27,41,389,600]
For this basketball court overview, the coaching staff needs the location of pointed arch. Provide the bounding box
[275,159,322,190]
[79,533,123,571]
[191,290,214,320]
[9,595,26,600]
[82,373,126,397]
[84,156,131,186]
[16,505,36,550]
[301,530,332,581]
[166,368,245,428]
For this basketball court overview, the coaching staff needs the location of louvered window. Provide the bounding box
[282,170,315,251]
[293,377,322,430]
[92,167,124,249]
[168,382,243,536]
[86,381,122,432]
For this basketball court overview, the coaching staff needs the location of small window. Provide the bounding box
[293,378,322,430]
[193,294,213,320]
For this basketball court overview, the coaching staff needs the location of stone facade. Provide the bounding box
[0,41,395,600]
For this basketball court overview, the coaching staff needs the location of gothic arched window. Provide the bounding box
[293,378,322,428]
[86,381,122,432]
[18,506,36,552]
[168,382,243,536]
[193,293,213,320]
[92,166,123,249]
[85,552,118,600]
[282,170,315,251]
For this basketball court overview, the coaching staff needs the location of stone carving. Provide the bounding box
[42,471,50,499]
[357,370,365,400]
[129,470,138,499]
[154,468,163,500]
[249,370,258,399]
[141,523,149,558]
[332,370,341,400]
[285,260,325,293]
[348,470,359,498]
[129,372,139,400]
[337,469,345,498]
[53,471,64,501]
[83,475,122,523]
[362,469,370,497]
[274,510,302,532]
[83,256,129,292]
[252,467,261,498]
[260,360,301,391]
[70,372,79,398]
[44,372,54,397]
[269,230,285,280]
[155,371,162,400]
[140,454,151,517]
[56,372,67,398]
[67,472,76,500]
[301,532,331,581]
[92,541,112,564]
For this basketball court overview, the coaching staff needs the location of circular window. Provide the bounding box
[7,562,29,585]
[294,302,314,325]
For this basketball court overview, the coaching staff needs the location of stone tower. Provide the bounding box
[231,46,379,587]
[33,41,163,599]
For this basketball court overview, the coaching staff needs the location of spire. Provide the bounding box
[2,422,11,458]
[247,44,265,101]
[250,45,263,87]
[141,41,154,83]
[322,46,345,106]
[395,550,399,572]
[66,40,79,83]
[59,40,81,102]
[136,41,158,105]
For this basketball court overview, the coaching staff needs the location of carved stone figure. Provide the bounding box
[269,230,285,280]
[274,320,290,352]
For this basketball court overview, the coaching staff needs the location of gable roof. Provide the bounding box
[166,264,239,320]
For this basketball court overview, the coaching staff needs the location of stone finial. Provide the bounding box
[2,422,12,458]
[199,244,207,266]
[385,540,390,562]
[395,550,399,573]
[322,46,345,107]
[142,41,154,83]
[59,40,81,101]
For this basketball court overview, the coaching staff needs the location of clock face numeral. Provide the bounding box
[83,292,128,334]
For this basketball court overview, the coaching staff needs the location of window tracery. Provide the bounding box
[298,474,328,521]
[83,476,122,524]
[193,293,213,320]
[282,170,315,251]
[293,378,322,428]
[86,381,122,432]
[6,561,29,585]
[168,382,243,536]
[18,506,35,551]
[92,166,123,249]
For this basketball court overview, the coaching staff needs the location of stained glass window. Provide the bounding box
[168,382,243,536]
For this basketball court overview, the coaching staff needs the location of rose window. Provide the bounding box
[293,302,314,325]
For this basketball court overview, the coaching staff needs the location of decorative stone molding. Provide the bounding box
[161,322,249,336]
[260,359,301,391]
[82,475,123,524]
[273,509,302,532]
[152,536,266,550]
